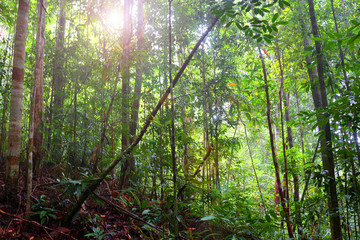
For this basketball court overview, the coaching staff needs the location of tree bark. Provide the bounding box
[33,0,46,175]
[307,0,343,238]
[130,0,144,142]
[119,0,133,189]
[5,0,30,203]
[51,0,67,163]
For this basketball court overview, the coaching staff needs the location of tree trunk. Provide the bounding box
[277,52,290,208]
[259,47,294,238]
[33,0,46,175]
[26,87,35,219]
[168,1,179,237]
[51,0,67,163]
[251,3,293,237]
[119,0,133,189]
[130,0,144,142]
[0,32,12,163]
[277,46,301,232]
[307,0,343,238]
[294,78,305,156]
[5,0,30,203]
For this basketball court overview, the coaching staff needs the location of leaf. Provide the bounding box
[271,13,279,23]
[312,37,322,42]
[235,22,242,31]
[142,209,151,215]
[225,21,233,28]
[229,83,236,86]
[350,20,359,26]
[276,21,288,26]
[264,37,272,44]
[200,215,216,221]
[282,0,290,7]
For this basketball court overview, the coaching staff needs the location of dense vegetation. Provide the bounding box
[0,0,360,239]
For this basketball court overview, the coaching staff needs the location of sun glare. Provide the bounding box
[104,9,123,31]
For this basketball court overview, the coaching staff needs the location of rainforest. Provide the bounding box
[0,0,360,239]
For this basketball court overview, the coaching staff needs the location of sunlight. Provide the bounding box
[104,9,123,31]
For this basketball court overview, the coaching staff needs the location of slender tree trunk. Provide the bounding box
[259,47,294,238]
[128,0,144,178]
[168,1,178,237]
[277,46,302,233]
[119,0,133,188]
[214,123,220,191]
[240,117,266,209]
[26,87,35,219]
[294,78,305,156]
[202,44,209,149]
[0,96,8,161]
[307,0,343,238]
[250,3,293,237]
[33,0,46,175]
[5,0,30,203]
[277,58,290,208]
[330,0,349,91]
[73,76,77,166]
[52,0,67,163]
[0,32,12,163]
[130,0,144,142]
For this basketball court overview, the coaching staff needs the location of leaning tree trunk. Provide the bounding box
[5,0,30,203]
[307,0,343,239]
[33,0,46,175]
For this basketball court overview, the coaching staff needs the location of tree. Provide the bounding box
[5,0,30,203]
[32,0,46,175]
[119,0,133,189]
[49,0,66,162]
[307,0,343,238]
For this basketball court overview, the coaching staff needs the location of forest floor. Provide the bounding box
[0,163,213,240]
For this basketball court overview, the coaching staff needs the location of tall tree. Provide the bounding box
[5,0,30,203]
[119,0,133,188]
[49,0,66,162]
[33,0,46,175]
[130,0,144,142]
[307,0,343,238]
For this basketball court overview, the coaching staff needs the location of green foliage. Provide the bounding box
[2,0,360,238]
[84,226,115,240]
[31,195,58,225]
